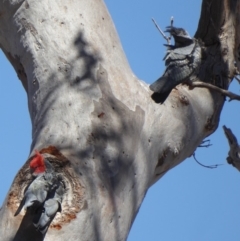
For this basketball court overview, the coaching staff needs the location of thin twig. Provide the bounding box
[198,139,212,148]
[170,16,174,27]
[193,153,223,169]
[188,81,240,101]
[152,18,170,44]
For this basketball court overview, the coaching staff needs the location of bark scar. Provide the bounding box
[8,146,85,230]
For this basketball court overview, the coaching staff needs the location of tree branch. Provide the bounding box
[223,125,240,172]
[151,18,171,44]
[188,81,240,101]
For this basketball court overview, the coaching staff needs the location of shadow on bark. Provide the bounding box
[13,210,45,241]
[68,32,146,240]
[13,30,148,240]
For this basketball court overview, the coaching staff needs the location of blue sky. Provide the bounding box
[1,0,240,240]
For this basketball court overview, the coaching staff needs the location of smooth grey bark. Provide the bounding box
[0,0,239,240]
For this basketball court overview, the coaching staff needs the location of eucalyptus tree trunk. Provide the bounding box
[0,0,238,240]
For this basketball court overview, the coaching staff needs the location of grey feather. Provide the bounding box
[33,175,65,234]
[14,174,49,216]
[150,26,202,104]
[14,157,65,234]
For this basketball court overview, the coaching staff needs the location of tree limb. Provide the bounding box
[223,125,240,172]
[152,18,172,44]
[188,81,240,101]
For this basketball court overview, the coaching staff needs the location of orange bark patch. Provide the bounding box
[39,146,67,161]
[50,224,62,230]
